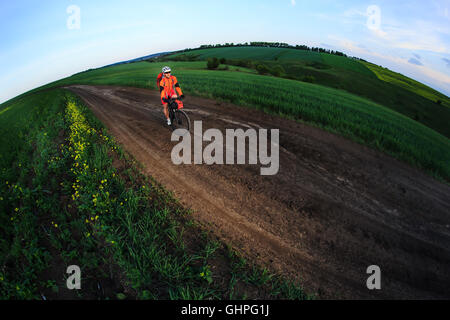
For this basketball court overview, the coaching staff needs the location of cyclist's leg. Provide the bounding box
[161,94,170,120]
[164,89,176,118]
[163,104,169,120]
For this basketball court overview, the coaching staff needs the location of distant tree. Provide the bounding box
[302,75,315,83]
[256,64,270,75]
[207,57,220,69]
[436,99,442,105]
[219,57,226,64]
[270,65,284,77]
[230,59,253,68]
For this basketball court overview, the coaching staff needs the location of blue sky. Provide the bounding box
[1,0,450,103]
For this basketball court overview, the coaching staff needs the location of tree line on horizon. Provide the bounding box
[177,42,367,61]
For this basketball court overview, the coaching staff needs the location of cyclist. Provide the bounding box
[159,66,184,125]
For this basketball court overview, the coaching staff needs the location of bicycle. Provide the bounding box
[165,97,191,133]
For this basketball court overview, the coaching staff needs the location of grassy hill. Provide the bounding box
[167,46,450,138]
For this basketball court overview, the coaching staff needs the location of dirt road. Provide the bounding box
[67,85,450,299]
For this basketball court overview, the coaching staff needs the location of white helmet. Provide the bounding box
[162,66,171,73]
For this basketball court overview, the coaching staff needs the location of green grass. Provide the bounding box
[171,46,323,62]
[0,89,72,298]
[363,61,450,108]
[165,46,450,138]
[169,46,376,75]
[16,62,249,96]
[169,46,373,75]
[320,53,375,76]
[179,69,450,181]
[0,89,133,299]
[0,88,311,300]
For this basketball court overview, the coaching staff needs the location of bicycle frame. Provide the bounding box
[168,98,180,122]
[166,97,191,132]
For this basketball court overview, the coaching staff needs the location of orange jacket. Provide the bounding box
[159,75,183,101]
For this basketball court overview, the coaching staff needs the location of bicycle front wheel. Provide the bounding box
[171,109,191,133]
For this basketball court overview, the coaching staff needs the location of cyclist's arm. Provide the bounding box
[160,85,167,103]
[173,76,183,97]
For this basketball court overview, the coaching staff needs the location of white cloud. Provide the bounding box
[330,5,450,55]
[342,8,365,18]
[327,35,450,96]
[371,21,450,54]
[371,28,387,39]
[291,0,296,6]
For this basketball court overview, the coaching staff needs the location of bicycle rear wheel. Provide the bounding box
[171,109,191,133]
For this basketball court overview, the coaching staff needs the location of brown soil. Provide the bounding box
[66,85,450,299]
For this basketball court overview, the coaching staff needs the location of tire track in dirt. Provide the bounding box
[67,85,450,299]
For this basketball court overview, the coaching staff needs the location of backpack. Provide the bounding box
[156,72,163,88]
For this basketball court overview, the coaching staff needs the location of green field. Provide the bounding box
[0,89,309,299]
[167,46,450,138]
[14,59,449,183]
[363,61,450,108]
[172,46,326,63]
